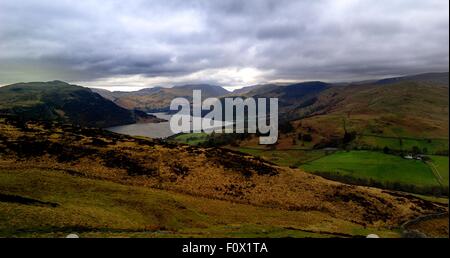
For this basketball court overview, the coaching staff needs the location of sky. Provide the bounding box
[0,0,448,91]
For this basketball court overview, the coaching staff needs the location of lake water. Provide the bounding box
[106,112,233,139]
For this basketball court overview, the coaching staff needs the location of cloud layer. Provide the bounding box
[0,0,448,90]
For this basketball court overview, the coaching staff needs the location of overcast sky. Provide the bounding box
[0,0,448,91]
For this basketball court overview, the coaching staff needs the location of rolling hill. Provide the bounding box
[288,73,449,144]
[0,81,160,128]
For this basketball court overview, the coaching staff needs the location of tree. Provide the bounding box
[279,121,294,134]
[343,131,356,144]
[302,134,313,142]
[412,146,420,155]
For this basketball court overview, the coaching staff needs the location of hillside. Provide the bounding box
[289,73,449,144]
[233,73,448,150]
[93,84,229,112]
[0,81,160,128]
[0,115,447,237]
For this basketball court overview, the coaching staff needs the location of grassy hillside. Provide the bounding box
[0,115,447,238]
[1,167,406,238]
[0,81,143,128]
[290,75,449,146]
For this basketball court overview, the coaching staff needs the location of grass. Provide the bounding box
[411,194,449,205]
[0,167,401,238]
[427,155,449,187]
[229,147,327,167]
[231,143,448,195]
[171,133,210,145]
[300,151,441,188]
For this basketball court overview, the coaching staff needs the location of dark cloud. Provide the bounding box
[0,0,448,88]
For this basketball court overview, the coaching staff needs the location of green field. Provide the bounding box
[170,133,210,145]
[300,151,448,194]
[231,145,449,195]
[0,168,400,238]
[233,147,449,193]
[427,155,449,187]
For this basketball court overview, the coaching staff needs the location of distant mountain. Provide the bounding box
[0,81,158,128]
[94,84,229,112]
[172,84,230,96]
[375,72,449,86]
[236,81,331,118]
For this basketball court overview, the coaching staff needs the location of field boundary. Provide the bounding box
[359,133,449,141]
[401,212,449,238]
[426,161,445,187]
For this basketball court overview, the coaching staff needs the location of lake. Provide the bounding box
[106,112,233,139]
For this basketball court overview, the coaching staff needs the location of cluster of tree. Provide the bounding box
[343,131,357,145]
[349,144,447,157]
[279,121,294,134]
[297,133,313,142]
[435,150,449,155]
[382,145,436,157]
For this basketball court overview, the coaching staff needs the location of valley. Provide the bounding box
[0,72,448,238]
[1,0,448,245]
[166,73,449,198]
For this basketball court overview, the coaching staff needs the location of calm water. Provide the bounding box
[106,113,174,139]
[106,112,233,139]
